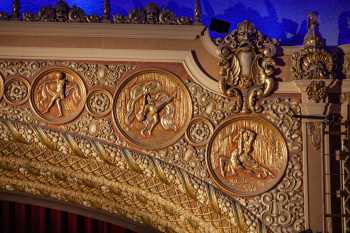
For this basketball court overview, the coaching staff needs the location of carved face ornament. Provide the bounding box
[145,3,160,23]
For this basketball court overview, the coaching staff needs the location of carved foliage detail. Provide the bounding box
[23,0,100,23]
[216,20,278,113]
[306,80,328,103]
[113,3,192,25]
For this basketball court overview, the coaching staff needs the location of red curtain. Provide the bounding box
[0,200,136,233]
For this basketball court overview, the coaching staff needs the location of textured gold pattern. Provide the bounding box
[207,116,288,196]
[0,59,305,233]
[30,67,86,124]
[0,119,268,233]
[0,73,4,100]
[306,80,328,103]
[113,70,192,149]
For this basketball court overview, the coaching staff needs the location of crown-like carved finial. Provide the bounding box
[194,0,202,24]
[304,12,324,48]
[103,0,111,23]
[291,12,334,81]
[12,0,20,19]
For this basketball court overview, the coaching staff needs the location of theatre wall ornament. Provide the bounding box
[291,12,334,80]
[4,75,30,106]
[86,88,113,118]
[30,67,86,124]
[216,20,278,113]
[113,70,192,149]
[207,116,288,196]
[306,80,328,103]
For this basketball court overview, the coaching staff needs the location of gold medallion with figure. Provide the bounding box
[30,67,86,124]
[113,70,192,149]
[207,116,288,196]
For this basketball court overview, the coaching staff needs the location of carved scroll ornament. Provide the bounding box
[22,0,99,23]
[217,20,278,113]
[291,12,334,80]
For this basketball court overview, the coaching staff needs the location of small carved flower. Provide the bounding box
[5,79,29,104]
[87,90,111,116]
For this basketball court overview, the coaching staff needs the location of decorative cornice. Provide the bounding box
[0,0,195,25]
[0,21,204,40]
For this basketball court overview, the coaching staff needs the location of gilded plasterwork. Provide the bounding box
[0,73,4,100]
[291,12,334,80]
[207,116,288,196]
[114,70,192,149]
[216,20,278,113]
[0,59,304,233]
[86,89,113,118]
[30,68,86,124]
[0,119,268,233]
[4,76,30,105]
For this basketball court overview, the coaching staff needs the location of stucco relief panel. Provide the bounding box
[0,59,304,233]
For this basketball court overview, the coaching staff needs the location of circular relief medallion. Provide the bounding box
[4,76,30,105]
[113,70,192,149]
[186,117,214,146]
[30,67,86,124]
[86,89,113,118]
[207,116,288,196]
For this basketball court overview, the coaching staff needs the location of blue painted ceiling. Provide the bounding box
[0,0,349,45]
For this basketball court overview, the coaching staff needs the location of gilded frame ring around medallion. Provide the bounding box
[86,87,113,118]
[3,75,31,106]
[0,72,4,100]
[206,115,289,197]
[30,66,87,125]
[112,69,193,150]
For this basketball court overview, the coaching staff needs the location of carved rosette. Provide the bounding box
[30,67,86,124]
[216,20,278,113]
[292,12,334,80]
[112,3,192,25]
[86,89,113,118]
[113,70,192,149]
[186,117,214,146]
[4,76,30,105]
[207,116,288,196]
[306,80,328,103]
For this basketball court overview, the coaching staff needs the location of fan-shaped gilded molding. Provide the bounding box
[0,118,269,233]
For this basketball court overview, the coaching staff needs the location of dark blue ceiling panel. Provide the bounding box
[0,0,349,45]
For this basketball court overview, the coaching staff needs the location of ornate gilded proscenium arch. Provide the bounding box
[0,119,268,233]
[1,2,350,232]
